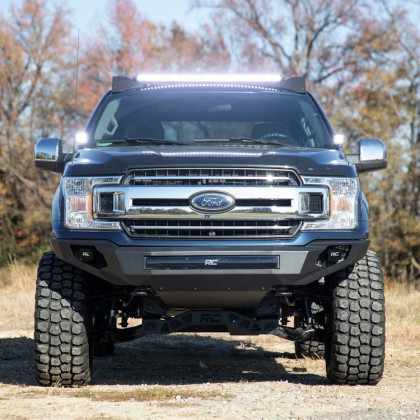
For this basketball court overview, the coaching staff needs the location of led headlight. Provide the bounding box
[63,177,122,230]
[301,177,359,230]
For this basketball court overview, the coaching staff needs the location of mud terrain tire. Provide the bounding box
[295,339,325,359]
[34,251,92,386]
[325,250,385,385]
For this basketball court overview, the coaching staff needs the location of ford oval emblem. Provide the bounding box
[190,192,235,213]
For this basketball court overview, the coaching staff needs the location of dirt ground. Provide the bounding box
[0,275,419,419]
[0,327,419,419]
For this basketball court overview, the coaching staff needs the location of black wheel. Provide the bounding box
[34,251,92,386]
[325,251,385,385]
[295,302,325,359]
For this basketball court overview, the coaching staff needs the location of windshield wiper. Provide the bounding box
[193,137,289,146]
[94,138,189,146]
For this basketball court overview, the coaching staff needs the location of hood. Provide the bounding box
[65,145,356,178]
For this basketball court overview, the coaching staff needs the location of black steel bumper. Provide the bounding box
[52,238,369,309]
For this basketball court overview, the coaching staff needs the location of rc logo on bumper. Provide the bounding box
[189,191,235,213]
[145,256,279,270]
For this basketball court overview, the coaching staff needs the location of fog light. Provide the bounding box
[77,247,95,262]
[327,246,350,264]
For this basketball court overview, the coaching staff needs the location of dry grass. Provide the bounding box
[18,387,232,402]
[0,262,36,290]
[73,388,232,402]
[384,282,420,362]
[386,283,420,323]
[0,263,36,331]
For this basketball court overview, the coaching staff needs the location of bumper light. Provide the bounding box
[327,245,351,263]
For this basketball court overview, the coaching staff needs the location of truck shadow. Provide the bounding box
[0,337,37,386]
[0,335,329,386]
[94,334,329,386]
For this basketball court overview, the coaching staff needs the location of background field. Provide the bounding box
[0,264,419,419]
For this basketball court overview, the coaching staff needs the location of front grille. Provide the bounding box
[125,168,300,187]
[93,167,329,239]
[123,220,302,238]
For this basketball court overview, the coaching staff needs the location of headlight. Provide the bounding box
[63,177,122,230]
[301,177,359,230]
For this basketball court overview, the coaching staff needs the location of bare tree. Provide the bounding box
[193,0,399,90]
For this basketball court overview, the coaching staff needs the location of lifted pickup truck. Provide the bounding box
[34,74,387,386]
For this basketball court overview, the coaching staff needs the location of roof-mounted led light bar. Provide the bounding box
[136,73,283,83]
[111,74,306,94]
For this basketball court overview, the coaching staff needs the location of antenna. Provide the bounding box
[73,28,80,152]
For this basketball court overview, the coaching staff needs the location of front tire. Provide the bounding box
[34,252,92,386]
[325,251,385,385]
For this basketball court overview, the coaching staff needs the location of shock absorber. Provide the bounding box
[303,296,312,325]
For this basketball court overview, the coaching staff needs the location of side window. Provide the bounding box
[94,99,121,140]
[300,116,316,147]
[299,101,328,148]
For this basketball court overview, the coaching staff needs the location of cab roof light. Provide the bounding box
[111,75,306,94]
[136,73,283,83]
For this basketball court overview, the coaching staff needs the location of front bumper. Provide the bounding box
[52,238,369,308]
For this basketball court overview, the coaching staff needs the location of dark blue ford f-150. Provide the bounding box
[34,74,387,386]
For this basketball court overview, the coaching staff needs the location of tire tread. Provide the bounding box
[326,251,385,385]
[34,251,91,386]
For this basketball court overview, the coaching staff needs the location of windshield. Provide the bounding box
[89,89,333,148]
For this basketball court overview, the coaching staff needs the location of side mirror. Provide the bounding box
[346,138,387,173]
[34,138,72,173]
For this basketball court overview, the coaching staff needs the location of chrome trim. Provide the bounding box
[34,137,62,162]
[125,168,301,186]
[122,219,302,238]
[130,225,294,231]
[91,167,329,238]
[131,175,291,183]
[93,185,329,220]
[359,138,387,162]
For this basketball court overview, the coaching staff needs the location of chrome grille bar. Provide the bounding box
[93,185,329,220]
[130,225,292,230]
[123,219,302,238]
[125,168,301,186]
[131,175,291,182]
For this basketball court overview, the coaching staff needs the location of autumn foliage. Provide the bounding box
[0,0,419,283]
